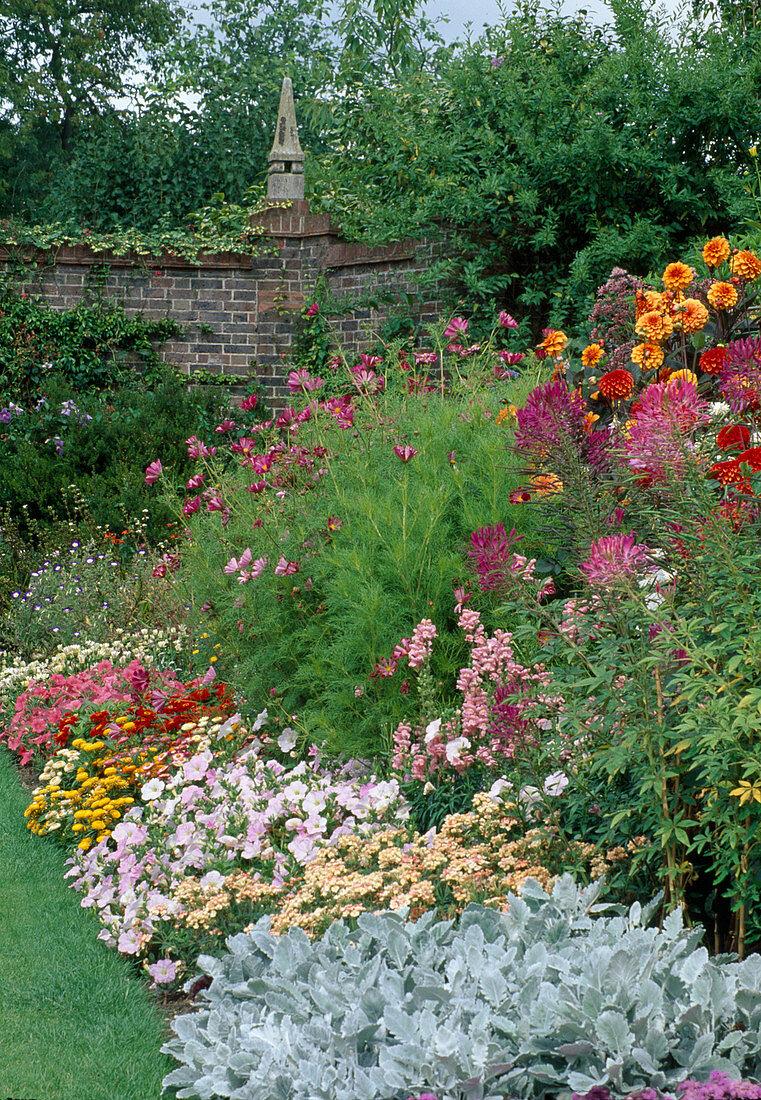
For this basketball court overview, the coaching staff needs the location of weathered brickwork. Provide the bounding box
[0,202,446,405]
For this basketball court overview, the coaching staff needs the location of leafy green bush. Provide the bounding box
[0,278,182,400]
[157,335,544,758]
[0,375,228,553]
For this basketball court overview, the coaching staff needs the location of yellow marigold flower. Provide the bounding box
[635,310,673,343]
[707,281,738,310]
[531,473,563,496]
[73,810,92,820]
[631,342,665,371]
[71,823,85,833]
[662,261,694,292]
[581,342,605,368]
[677,298,709,334]
[730,250,761,281]
[670,369,698,386]
[702,236,731,267]
[537,329,568,358]
[78,837,93,851]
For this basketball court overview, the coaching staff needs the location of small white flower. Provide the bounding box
[445,735,470,763]
[199,870,226,889]
[277,727,299,752]
[424,718,442,744]
[140,778,165,801]
[488,777,513,802]
[543,771,569,797]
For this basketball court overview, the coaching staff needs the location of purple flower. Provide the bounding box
[0,408,11,424]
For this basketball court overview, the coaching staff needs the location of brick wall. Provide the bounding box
[0,202,446,406]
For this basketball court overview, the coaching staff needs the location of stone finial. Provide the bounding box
[267,77,305,202]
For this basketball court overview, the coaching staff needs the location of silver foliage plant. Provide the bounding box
[161,877,761,1100]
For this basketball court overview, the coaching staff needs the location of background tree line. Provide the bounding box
[0,0,760,327]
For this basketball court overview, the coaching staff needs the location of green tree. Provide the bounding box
[0,0,179,151]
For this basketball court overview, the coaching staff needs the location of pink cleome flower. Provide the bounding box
[580,532,651,588]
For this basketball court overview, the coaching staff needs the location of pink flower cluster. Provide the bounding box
[65,739,408,966]
[4,661,182,764]
[393,606,556,781]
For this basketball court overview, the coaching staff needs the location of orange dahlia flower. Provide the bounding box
[599,369,634,401]
[669,369,699,386]
[707,281,738,310]
[581,343,605,368]
[635,310,674,343]
[662,262,694,292]
[538,330,568,358]
[531,473,563,496]
[677,298,709,334]
[699,346,726,375]
[631,342,665,370]
[635,289,664,319]
[730,250,761,281]
[702,237,731,267]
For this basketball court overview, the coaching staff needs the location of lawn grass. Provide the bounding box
[0,746,175,1100]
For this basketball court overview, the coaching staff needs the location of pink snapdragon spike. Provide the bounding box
[392,604,556,781]
[580,531,651,588]
[499,310,518,329]
[393,444,419,462]
[407,618,437,669]
[144,459,162,484]
[443,316,468,339]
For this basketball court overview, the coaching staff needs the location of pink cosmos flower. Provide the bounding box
[215,419,237,433]
[274,556,299,576]
[393,445,418,462]
[305,302,319,317]
[580,531,651,587]
[186,472,205,490]
[497,350,524,365]
[499,311,518,329]
[240,393,258,411]
[182,496,201,515]
[444,316,468,339]
[144,460,162,484]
